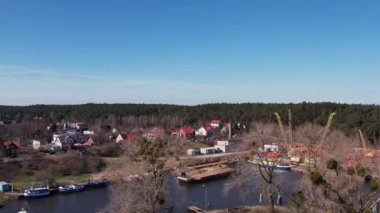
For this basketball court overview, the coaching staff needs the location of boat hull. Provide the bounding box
[87,179,109,188]
[58,185,85,193]
[259,164,291,171]
[24,189,50,199]
[177,169,235,184]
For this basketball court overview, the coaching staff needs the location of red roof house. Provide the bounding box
[179,127,195,139]
[210,120,221,128]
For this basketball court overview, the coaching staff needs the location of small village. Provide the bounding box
[2,109,380,212]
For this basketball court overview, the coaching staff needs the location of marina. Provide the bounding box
[2,172,303,213]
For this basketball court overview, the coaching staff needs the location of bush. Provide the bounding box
[346,166,355,176]
[326,158,338,170]
[355,164,366,177]
[370,178,380,192]
[97,143,121,157]
[309,171,325,186]
[364,175,372,183]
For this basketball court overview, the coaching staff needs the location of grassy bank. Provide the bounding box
[0,152,106,191]
[11,173,93,191]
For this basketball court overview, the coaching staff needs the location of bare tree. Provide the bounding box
[102,137,174,213]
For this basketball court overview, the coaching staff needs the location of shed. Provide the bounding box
[187,149,200,156]
[0,181,12,192]
[200,147,217,155]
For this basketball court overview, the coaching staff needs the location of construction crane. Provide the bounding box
[288,109,293,145]
[274,112,288,146]
[358,128,375,157]
[319,112,336,146]
[359,129,367,150]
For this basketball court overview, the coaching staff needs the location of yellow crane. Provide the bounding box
[274,112,288,146]
[288,109,293,145]
[359,129,367,150]
[319,112,336,146]
[358,129,374,157]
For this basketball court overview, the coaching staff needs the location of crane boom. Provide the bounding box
[274,112,288,146]
[288,109,293,145]
[359,129,367,150]
[319,112,336,146]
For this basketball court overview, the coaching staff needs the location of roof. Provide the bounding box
[86,136,94,145]
[118,132,136,141]
[3,141,21,149]
[168,128,179,133]
[180,127,194,134]
[210,120,221,124]
[203,124,212,131]
[119,133,128,140]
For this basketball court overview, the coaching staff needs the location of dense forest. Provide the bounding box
[0,102,379,140]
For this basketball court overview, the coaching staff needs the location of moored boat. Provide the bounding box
[18,207,28,213]
[58,184,85,193]
[87,178,109,188]
[23,187,50,198]
[258,160,292,171]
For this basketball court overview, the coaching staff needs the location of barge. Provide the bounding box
[177,160,235,183]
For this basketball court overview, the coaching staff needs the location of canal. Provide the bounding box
[2,172,303,212]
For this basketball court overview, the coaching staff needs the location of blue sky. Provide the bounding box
[0,0,379,105]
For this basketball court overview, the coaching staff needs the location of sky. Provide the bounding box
[0,0,379,105]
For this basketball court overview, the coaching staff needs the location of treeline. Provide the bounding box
[0,102,379,139]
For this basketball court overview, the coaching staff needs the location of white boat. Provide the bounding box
[24,187,50,198]
[18,208,28,213]
[58,184,85,193]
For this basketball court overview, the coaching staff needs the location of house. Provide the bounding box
[167,128,180,136]
[214,139,241,153]
[2,141,21,157]
[116,133,127,143]
[52,132,86,149]
[195,125,212,137]
[0,181,12,192]
[179,127,195,140]
[32,140,41,150]
[210,120,221,128]
[143,128,164,141]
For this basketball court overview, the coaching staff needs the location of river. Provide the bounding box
[2,172,303,213]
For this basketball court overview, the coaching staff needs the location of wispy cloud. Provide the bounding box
[0,65,105,80]
[0,64,223,89]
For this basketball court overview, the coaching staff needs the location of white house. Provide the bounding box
[32,140,41,150]
[195,127,208,137]
[214,140,230,153]
[52,137,64,148]
[116,133,127,143]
